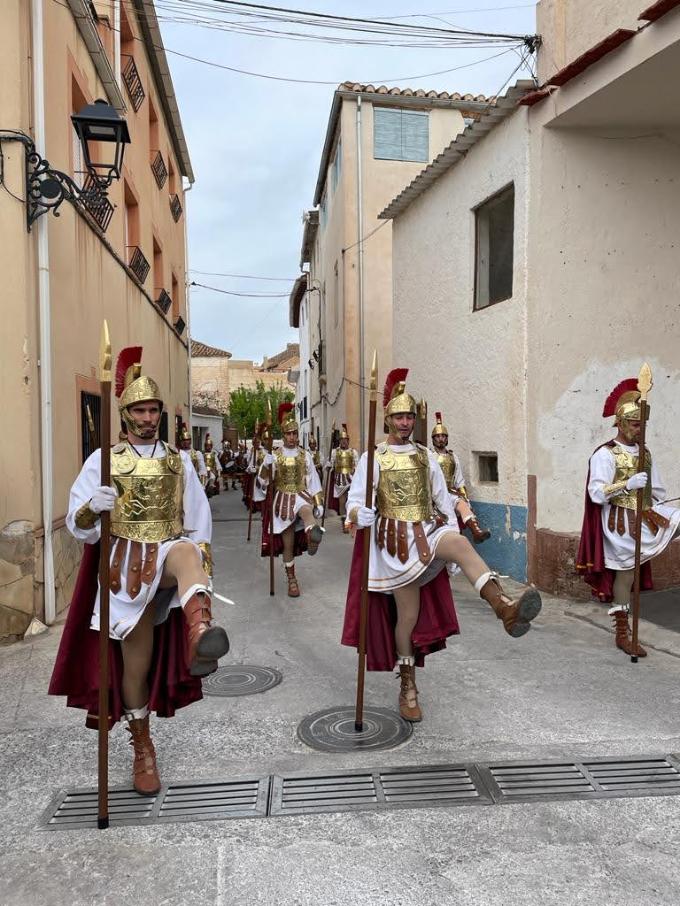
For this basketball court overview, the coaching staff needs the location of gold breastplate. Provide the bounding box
[274,449,306,493]
[435,450,455,491]
[335,449,355,475]
[190,449,200,474]
[312,450,321,468]
[375,444,432,522]
[609,445,652,510]
[204,451,217,471]
[254,448,265,468]
[111,442,184,542]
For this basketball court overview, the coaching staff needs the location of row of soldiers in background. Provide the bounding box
[178,425,254,499]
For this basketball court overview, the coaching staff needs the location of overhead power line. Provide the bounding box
[191,280,290,298]
[191,269,296,281]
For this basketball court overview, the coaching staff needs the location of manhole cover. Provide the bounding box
[297,706,412,753]
[202,665,282,697]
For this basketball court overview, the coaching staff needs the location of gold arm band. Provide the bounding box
[74,503,99,530]
[455,485,469,502]
[603,480,628,497]
[348,507,359,525]
[198,542,213,578]
[313,492,324,508]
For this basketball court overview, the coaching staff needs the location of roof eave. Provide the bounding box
[134,0,194,182]
[289,274,308,328]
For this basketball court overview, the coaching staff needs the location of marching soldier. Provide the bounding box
[50,348,229,795]
[178,421,207,486]
[308,435,324,485]
[342,368,541,722]
[327,424,358,533]
[431,412,490,544]
[244,424,266,512]
[577,378,680,656]
[203,434,220,497]
[258,403,325,597]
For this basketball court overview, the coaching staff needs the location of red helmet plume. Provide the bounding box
[435,411,442,423]
[602,378,638,418]
[278,401,295,425]
[115,346,143,398]
[383,368,409,409]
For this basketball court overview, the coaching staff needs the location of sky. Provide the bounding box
[156,1,537,362]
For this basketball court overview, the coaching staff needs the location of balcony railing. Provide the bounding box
[127,246,150,284]
[151,150,167,189]
[79,175,114,233]
[169,193,183,222]
[174,315,186,336]
[122,55,145,112]
[156,288,172,314]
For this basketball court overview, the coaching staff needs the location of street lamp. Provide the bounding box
[71,99,131,190]
[0,98,130,231]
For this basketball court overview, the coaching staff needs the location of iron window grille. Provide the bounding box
[169,193,183,222]
[151,150,167,189]
[122,56,145,112]
[79,174,114,232]
[156,288,172,313]
[80,391,101,463]
[174,315,186,336]
[127,246,150,284]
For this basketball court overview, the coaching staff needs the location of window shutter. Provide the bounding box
[374,108,402,160]
[401,112,429,162]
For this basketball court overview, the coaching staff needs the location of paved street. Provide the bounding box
[2,489,680,906]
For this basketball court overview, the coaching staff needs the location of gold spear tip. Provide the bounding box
[370,350,378,394]
[99,321,112,381]
[638,362,653,398]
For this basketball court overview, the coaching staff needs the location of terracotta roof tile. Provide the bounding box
[338,81,492,104]
[191,339,232,358]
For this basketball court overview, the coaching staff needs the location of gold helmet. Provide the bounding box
[115,346,163,434]
[278,402,298,433]
[602,378,648,441]
[431,411,448,439]
[339,423,350,440]
[179,421,191,444]
[383,368,416,417]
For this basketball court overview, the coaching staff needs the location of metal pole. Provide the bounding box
[356,95,366,452]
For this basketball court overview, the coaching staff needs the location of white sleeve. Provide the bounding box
[346,451,378,514]
[587,447,617,504]
[651,456,666,504]
[195,451,207,477]
[429,451,457,522]
[183,460,212,544]
[65,450,103,543]
[305,451,322,496]
[453,453,465,490]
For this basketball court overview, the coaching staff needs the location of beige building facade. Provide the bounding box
[293,83,490,454]
[384,0,680,593]
[1,0,192,639]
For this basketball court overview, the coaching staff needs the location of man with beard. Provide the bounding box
[50,349,229,795]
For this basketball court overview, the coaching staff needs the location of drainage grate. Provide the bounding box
[480,755,680,803]
[202,665,283,697]
[40,755,680,830]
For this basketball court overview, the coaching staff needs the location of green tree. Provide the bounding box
[227,381,294,439]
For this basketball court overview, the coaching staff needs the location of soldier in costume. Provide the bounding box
[431,412,490,545]
[576,378,680,656]
[178,421,207,487]
[50,348,229,795]
[327,424,359,533]
[342,369,542,722]
[258,402,325,597]
[308,435,324,485]
[203,434,220,497]
[243,424,266,512]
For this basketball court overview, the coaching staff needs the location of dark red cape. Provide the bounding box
[260,493,308,558]
[242,474,263,513]
[576,440,652,603]
[341,533,460,671]
[48,543,202,728]
[325,469,341,513]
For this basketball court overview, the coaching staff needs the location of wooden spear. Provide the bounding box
[355,351,378,732]
[265,400,275,596]
[630,362,653,664]
[97,321,112,829]
[321,420,336,529]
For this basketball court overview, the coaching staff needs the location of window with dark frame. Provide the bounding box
[476,452,499,483]
[80,391,101,463]
[159,411,169,442]
[474,184,515,311]
[374,107,429,162]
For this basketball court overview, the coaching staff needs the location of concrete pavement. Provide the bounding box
[2,488,680,905]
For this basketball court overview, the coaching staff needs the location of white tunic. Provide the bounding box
[258,446,322,533]
[67,444,212,640]
[347,443,459,592]
[329,448,359,497]
[432,447,466,514]
[588,442,680,570]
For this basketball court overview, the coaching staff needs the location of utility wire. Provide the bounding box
[191,280,290,297]
[191,269,296,280]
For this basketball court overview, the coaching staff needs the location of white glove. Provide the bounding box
[89,486,118,514]
[262,452,274,467]
[356,506,377,528]
[313,504,325,519]
[625,472,648,491]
